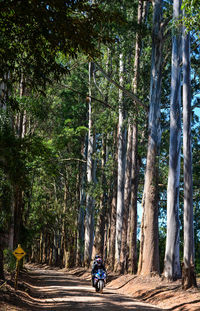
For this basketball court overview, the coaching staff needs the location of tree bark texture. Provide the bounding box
[140,0,163,276]
[182,14,197,289]
[137,199,144,275]
[76,197,85,266]
[129,123,138,274]
[120,122,132,273]
[115,53,125,270]
[108,130,118,270]
[92,135,107,258]
[62,173,76,268]
[76,141,87,266]
[84,62,95,267]
[164,0,182,280]
[127,0,143,274]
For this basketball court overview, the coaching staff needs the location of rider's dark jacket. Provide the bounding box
[91,260,106,274]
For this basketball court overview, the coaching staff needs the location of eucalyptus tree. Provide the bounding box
[191,109,200,271]
[120,0,145,274]
[108,127,118,270]
[139,0,163,276]
[181,0,200,282]
[164,0,182,280]
[114,52,126,271]
[91,53,113,260]
[128,0,148,275]
[92,135,107,258]
[76,140,87,266]
[93,0,148,272]
[84,62,96,267]
[182,11,197,289]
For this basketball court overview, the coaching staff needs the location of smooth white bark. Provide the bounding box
[182,20,194,267]
[84,62,95,266]
[164,0,182,279]
[115,53,125,265]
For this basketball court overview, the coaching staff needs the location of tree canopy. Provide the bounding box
[0,0,116,87]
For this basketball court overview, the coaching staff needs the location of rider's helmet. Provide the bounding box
[96,257,102,266]
[95,254,100,259]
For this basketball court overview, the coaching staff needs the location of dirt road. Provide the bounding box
[12,265,166,311]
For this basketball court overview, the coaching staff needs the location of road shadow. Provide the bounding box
[3,265,166,311]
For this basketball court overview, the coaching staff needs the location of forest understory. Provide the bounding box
[0,263,200,311]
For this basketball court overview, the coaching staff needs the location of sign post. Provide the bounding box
[13,244,26,290]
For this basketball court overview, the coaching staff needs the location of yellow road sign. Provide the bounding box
[13,244,26,261]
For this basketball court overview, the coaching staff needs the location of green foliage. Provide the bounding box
[0,172,12,233]
[3,249,16,273]
[0,0,116,90]
[182,0,200,33]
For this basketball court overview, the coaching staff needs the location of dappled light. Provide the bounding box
[1,264,164,310]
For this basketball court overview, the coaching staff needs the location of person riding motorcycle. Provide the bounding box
[91,255,106,287]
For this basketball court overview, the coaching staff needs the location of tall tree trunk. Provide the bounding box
[39,232,43,263]
[93,135,106,257]
[119,122,132,273]
[128,0,143,274]
[164,0,182,280]
[182,15,197,289]
[84,62,95,267]
[92,48,111,260]
[63,178,68,268]
[62,169,76,268]
[139,0,163,276]
[137,196,145,274]
[76,181,85,266]
[129,123,138,274]
[52,231,58,266]
[0,73,9,110]
[76,141,87,266]
[42,233,47,263]
[115,53,125,271]
[108,130,118,270]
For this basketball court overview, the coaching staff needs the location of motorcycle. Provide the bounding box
[93,268,107,293]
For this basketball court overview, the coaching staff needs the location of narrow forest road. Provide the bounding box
[14,264,166,311]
